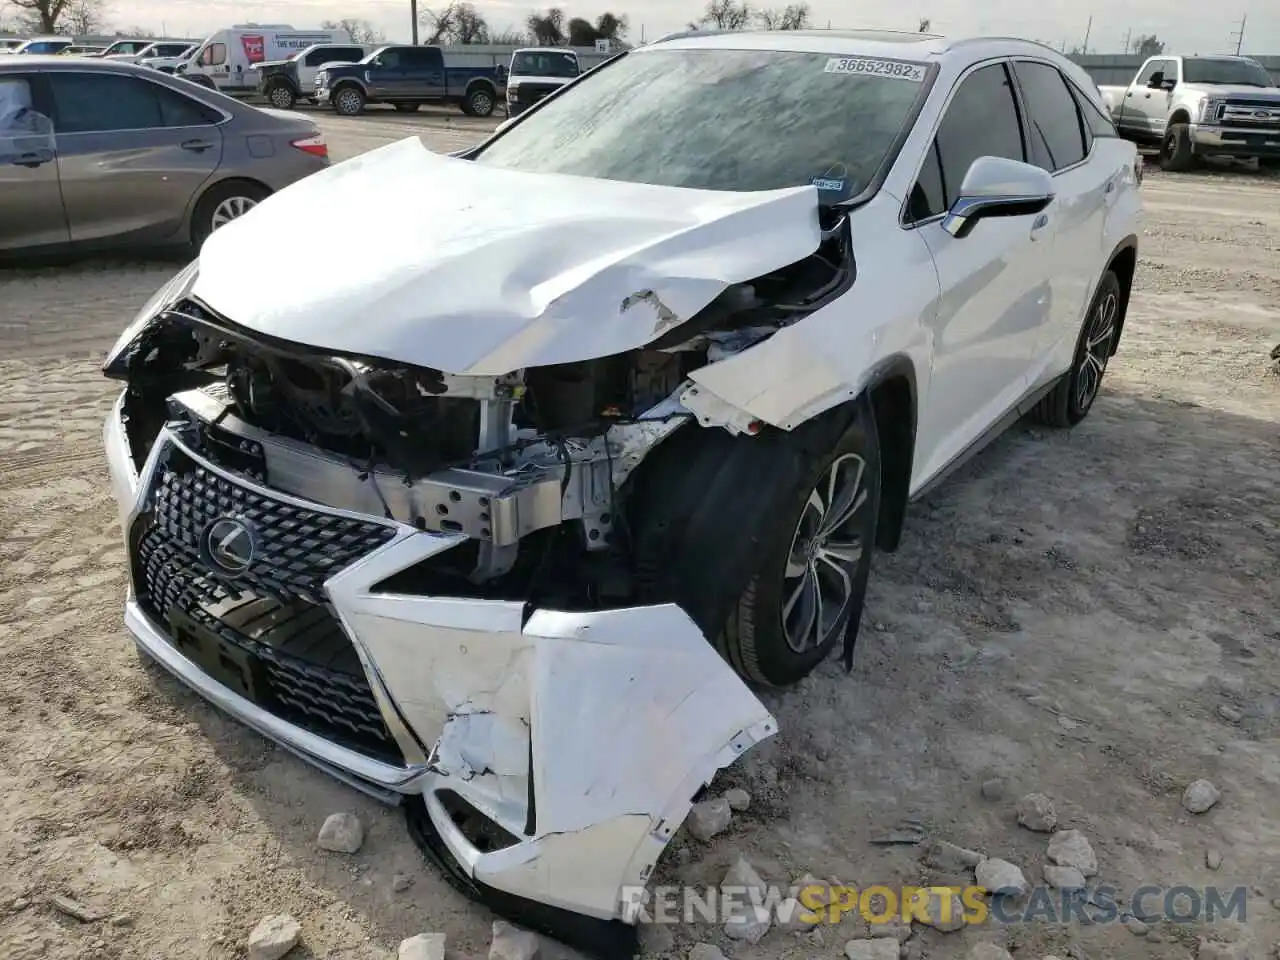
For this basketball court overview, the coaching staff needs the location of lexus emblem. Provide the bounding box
[204,517,257,575]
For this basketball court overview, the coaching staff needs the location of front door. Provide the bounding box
[1137,58,1178,138]
[0,74,68,252]
[904,61,1055,482]
[47,71,222,245]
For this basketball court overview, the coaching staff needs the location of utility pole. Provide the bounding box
[1081,15,1092,54]
[1122,28,1131,54]
[1230,13,1246,55]
[411,0,419,44]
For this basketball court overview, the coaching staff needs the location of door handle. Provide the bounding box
[180,139,214,152]
[1029,213,1050,239]
[1143,93,1152,99]
[11,149,53,168]
[1125,91,1133,97]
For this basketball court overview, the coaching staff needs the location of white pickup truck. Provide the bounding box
[1098,54,1280,171]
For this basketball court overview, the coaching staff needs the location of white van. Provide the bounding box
[178,24,352,95]
[505,47,580,117]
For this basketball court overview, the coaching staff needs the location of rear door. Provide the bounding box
[402,46,445,99]
[47,71,224,244]
[0,72,68,252]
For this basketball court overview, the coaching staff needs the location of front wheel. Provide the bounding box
[332,85,365,116]
[1160,122,1195,172]
[1031,270,1122,428]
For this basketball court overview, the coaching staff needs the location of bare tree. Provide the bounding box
[120,23,157,37]
[566,11,628,45]
[63,0,104,33]
[525,7,565,44]
[594,11,627,40]
[320,18,386,43]
[420,3,489,44]
[490,27,528,44]
[695,0,752,30]
[1130,34,1165,57]
[6,0,74,33]
[918,17,931,32]
[756,3,808,29]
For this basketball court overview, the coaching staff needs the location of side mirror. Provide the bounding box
[942,156,1054,240]
[1146,72,1164,89]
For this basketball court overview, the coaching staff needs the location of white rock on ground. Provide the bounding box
[398,933,446,960]
[1206,849,1224,870]
[969,944,1014,960]
[688,945,728,960]
[723,787,751,811]
[929,840,986,870]
[845,938,901,960]
[980,778,1006,801]
[1124,917,1150,936]
[975,858,1029,896]
[1043,865,1087,890]
[862,920,912,941]
[685,798,732,842]
[490,920,540,960]
[247,915,301,960]
[316,812,364,853]
[1183,779,1222,814]
[721,856,771,943]
[1016,793,1058,832]
[1046,829,1098,877]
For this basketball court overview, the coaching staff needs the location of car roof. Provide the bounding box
[648,29,1063,63]
[514,47,578,55]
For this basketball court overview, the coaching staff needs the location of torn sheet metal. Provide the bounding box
[327,536,777,921]
[192,137,821,376]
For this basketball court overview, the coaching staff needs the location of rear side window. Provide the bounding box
[51,73,162,132]
[304,48,335,65]
[401,48,442,69]
[155,85,221,126]
[1069,82,1118,139]
[200,43,226,67]
[336,47,364,62]
[1012,61,1087,172]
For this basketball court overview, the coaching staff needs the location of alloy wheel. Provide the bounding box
[1076,288,1118,411]
[210,196,258,232]
[336,89,361,114]
[471,92,493,115]
[781,453,869,654]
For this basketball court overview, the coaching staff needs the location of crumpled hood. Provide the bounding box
[192,136,821,375]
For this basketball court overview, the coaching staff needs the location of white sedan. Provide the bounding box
[102,28,1142,958]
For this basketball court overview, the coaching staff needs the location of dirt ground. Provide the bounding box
[0,117,1277,960]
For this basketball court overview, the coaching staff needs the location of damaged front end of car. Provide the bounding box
[101,145,858,957]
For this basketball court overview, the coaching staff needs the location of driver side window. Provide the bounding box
[907,62,1027,223]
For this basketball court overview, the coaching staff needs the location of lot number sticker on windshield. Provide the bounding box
[824,57,926,82]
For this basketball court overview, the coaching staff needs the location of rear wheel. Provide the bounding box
[332,84,365,116]
[465,85,495,118]
[1031,270,1121,428]
[1160,122,1195,171]
[191,181,269,251]
[265,82,296,110]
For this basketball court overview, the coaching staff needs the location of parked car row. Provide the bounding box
[0,56,329,257]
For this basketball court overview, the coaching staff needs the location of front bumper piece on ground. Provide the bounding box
[104,392,777,958]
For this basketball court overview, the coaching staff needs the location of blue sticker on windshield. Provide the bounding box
[812,177,846,192]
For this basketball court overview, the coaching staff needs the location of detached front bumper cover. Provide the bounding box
[105,404,778,958]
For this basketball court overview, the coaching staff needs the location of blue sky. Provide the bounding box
[67,0,1280,55]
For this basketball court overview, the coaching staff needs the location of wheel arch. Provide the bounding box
[332,77,367,95]
[466,76,497,97]
[264,75,300,95]
[1168,108,1192,126]
[188,176,272,240]
[862,355,917,553]
[1103,234,1138,357]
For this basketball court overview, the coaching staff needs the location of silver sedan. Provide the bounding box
[0,56,330,257]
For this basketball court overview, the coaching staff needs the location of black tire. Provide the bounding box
[393,102,420,113]
[465,85,496,118]
[332,84,365,116]
[1160,122,1195,172]
[190,180,270,252]
[265,82,296,110]
[629,399,881,688]
[1258,158,1280,172]
[1031,270,1122,428]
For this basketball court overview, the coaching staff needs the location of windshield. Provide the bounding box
[1183,58,1273,87]
[475,48,932,200]
[511,51,579,78]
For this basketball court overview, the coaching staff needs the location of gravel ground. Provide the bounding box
[0,117,1277,960]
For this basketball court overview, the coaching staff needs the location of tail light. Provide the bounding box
[290,132,328,158]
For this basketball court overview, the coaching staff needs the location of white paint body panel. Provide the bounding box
[193,137,822,376]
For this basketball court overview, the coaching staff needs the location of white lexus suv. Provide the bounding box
[102,29,1142,958]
